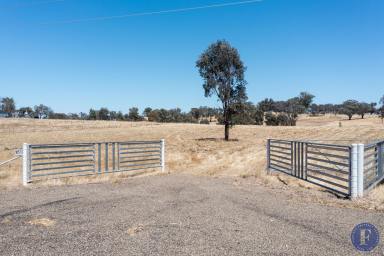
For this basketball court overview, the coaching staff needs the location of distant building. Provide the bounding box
[0,111,8,118]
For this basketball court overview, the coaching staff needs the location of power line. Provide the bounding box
[44,0,263,25]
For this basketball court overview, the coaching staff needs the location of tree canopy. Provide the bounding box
[1,97,16,116]
[340,100,360,120]
[298,92,315,111]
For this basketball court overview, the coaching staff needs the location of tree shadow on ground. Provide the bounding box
[0,197,81,218]
[195,138,239,142]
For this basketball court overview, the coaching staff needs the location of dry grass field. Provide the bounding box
[0,114,383,210]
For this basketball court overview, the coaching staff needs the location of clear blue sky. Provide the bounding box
[1,0,383,113]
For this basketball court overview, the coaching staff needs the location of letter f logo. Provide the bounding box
[360,229,372,245]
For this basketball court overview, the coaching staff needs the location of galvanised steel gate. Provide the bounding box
[22,140,165,184]
[364,141,384,191]
[267,138,384,198]
[267,139,351,196]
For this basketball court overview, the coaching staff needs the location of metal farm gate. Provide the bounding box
[364,141,384,191]
[22,140,165,184]
[267,139,384,198]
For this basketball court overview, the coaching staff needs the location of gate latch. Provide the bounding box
[15,148,23,156]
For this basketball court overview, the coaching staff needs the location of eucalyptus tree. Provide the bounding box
[34,104,52,119]
[128,107,142,121]
[357,102,371,119]
[143,107,152,118]
[380,96,384,122]
[298,92,315,111]
[1,97,16,116]
[340,100,359,120]
[196,40,247,140]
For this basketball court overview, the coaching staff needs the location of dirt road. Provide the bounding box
[0,174,383,255]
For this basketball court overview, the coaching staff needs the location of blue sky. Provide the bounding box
[1,0,383,113]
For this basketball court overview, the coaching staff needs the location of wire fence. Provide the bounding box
[0,156,21,167]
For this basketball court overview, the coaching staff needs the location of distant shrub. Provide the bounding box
[276,113,290,125]
[265,112,297,126]
[264,112,279,126]
[254,109,264,125]
[199,119,210,125]
[218,102,263,125]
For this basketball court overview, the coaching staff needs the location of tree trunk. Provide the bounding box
[223,102,230,141]
[224,123,229,141]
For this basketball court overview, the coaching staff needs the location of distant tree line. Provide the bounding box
[0,97,221,123]
[1,94,384,125]
[310,101,377,120]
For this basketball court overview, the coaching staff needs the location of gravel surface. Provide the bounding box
[0,174,383,255]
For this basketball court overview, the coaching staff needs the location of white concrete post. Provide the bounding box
[357,144,364,197]
[160,139,165,173]
[350,144,358,198]
[22,143,31,186]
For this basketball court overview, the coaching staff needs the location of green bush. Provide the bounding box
[264,112,279,126]
[265,112,297,126]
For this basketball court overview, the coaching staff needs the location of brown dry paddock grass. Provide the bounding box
[27,217,56,227]
[0,114,383,210]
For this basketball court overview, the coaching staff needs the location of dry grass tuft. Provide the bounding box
[127,224,144,236]
[27,217,56,227]
[1,217,12,224]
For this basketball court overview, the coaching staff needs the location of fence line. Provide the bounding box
[0,156,21,167]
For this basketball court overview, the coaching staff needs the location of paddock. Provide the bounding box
[0,116,384,207]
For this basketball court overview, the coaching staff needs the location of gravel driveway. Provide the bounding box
[0,174,383,255]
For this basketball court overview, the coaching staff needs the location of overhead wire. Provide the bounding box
[43,0,263,24]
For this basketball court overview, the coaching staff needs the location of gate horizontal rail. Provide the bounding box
[22,139,165,185]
